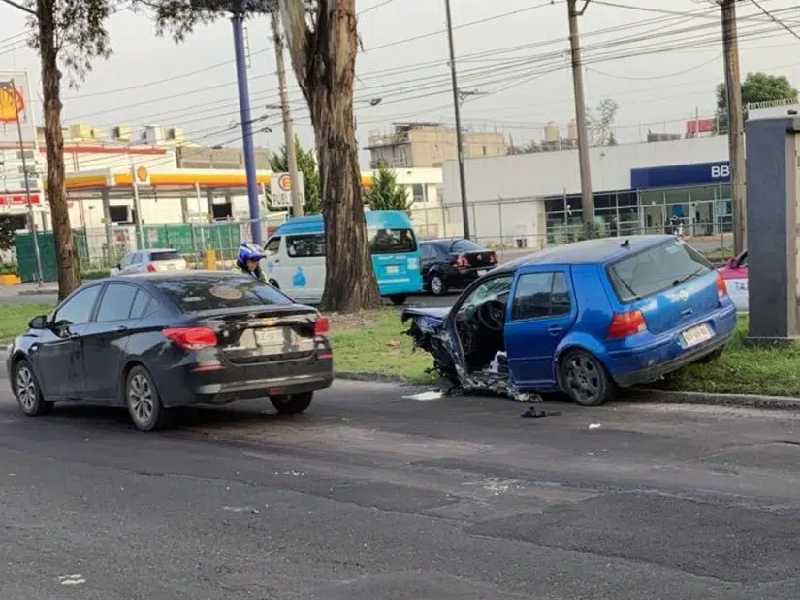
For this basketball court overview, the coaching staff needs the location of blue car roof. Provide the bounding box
[272,210,412,237]
[501,235,676,271]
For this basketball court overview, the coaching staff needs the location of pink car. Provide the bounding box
[718,250,748,312]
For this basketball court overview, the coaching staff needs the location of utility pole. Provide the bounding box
[444,0,470,240]
[232,1,262,244]
[721,0,746,254]
[567,0,595,240]
[270,7,303,217]
[2,79,43,284]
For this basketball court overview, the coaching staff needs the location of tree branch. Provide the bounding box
[0,0,36,16]
[278,0,311,89]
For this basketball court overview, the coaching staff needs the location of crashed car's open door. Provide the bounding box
[504,265,577,389]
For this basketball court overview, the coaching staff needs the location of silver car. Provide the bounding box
[112,248,187,276]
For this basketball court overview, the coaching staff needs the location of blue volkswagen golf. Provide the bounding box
[402,235,737,406]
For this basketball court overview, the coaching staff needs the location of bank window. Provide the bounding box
[287,234,325,258]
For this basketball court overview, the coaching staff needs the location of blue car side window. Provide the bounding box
[512,272,571,321]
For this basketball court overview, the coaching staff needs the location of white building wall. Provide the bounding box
[443,135,730,204]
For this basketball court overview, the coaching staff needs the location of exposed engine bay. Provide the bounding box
[403,274,536,402]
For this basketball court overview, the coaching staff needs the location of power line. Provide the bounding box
[357,0,396,16]
[749,0,800,41]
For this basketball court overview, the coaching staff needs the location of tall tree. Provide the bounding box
[279,0,380,312]
[586,98,618,146]
[365,164,410,211]
[1,0,115,298]
[270,135,321,214]
[716,72,798,132]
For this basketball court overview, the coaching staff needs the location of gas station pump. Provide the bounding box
[745,116,800,342]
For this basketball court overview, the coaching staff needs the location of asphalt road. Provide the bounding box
[1,362,799,599]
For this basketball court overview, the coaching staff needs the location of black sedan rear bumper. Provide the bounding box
[155,353,334,407]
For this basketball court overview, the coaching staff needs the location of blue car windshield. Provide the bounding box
[608,240,711,303]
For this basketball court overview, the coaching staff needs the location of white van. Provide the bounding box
[263,212,424,305]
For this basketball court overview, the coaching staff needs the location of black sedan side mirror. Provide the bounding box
[28,315,48,330]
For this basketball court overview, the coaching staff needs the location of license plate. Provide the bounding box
[255,327,285,347]
[682,323,713,348]
[254,327,312,354]
[385,265,400,275]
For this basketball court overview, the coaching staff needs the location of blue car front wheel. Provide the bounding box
[560,350,616,407]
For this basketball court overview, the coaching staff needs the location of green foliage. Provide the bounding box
[0,304,53,343]
[661,316,800,397]
[364,163,410,211]
[269,136,322,214]
[330,309,435,384]
[716,72,798,132]
[20,0,118,83]
[0,216,15,252]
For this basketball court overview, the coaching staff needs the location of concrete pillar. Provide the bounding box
[102,189,113,265]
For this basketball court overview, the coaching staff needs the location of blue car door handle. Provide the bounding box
[548,325,563,336]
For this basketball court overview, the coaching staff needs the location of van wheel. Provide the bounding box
[389,295,407,306]
[14,360,53,417]
[560,350,615,407]
[271,392,312,415]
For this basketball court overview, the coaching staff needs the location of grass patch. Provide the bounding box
[329,309,436,385]
[660,316,800,397]
[0,304,53,344]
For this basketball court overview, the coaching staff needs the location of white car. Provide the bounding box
[112,248,187,276]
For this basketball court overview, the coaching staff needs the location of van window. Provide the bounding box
[264,237,281,255]
[608,240,711,302]
[287,234,325,258]
[370,228,416,254]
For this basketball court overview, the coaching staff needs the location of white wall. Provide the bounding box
[443,135,730,204]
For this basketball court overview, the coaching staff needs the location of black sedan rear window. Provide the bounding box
[608,240,711,303]
[152,277,292,312]
[450,240,484,253]
[150,250,181,261]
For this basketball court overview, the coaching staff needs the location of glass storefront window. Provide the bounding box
[665,188,691,205]
[618,191,638,207]
[689,185,716,202]
[641,190,663,207]
[594,193,615,209]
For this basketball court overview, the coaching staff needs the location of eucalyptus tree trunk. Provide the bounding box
[279,0,379,313]
[38,0,80,299]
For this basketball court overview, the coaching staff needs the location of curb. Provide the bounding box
[17,289,58,297]
[336,371,424,386]
[628,388,800,411]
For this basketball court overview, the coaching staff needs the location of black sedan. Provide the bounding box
[420,239,498,295]
[7,272,334,431]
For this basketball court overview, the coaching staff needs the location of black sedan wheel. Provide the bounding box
[271,392,313,415]
[560,350,615,407]
[126,366,171,431]
[14,360,53,417]
[430,274,447,296]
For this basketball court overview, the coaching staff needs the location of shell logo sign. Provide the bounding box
[136,166,148,183]
[0,85,24,123]
[278,173,292,191]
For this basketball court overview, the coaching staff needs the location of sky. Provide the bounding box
[2,0,800,168]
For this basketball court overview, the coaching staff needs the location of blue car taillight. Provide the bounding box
[607,311,647,339]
